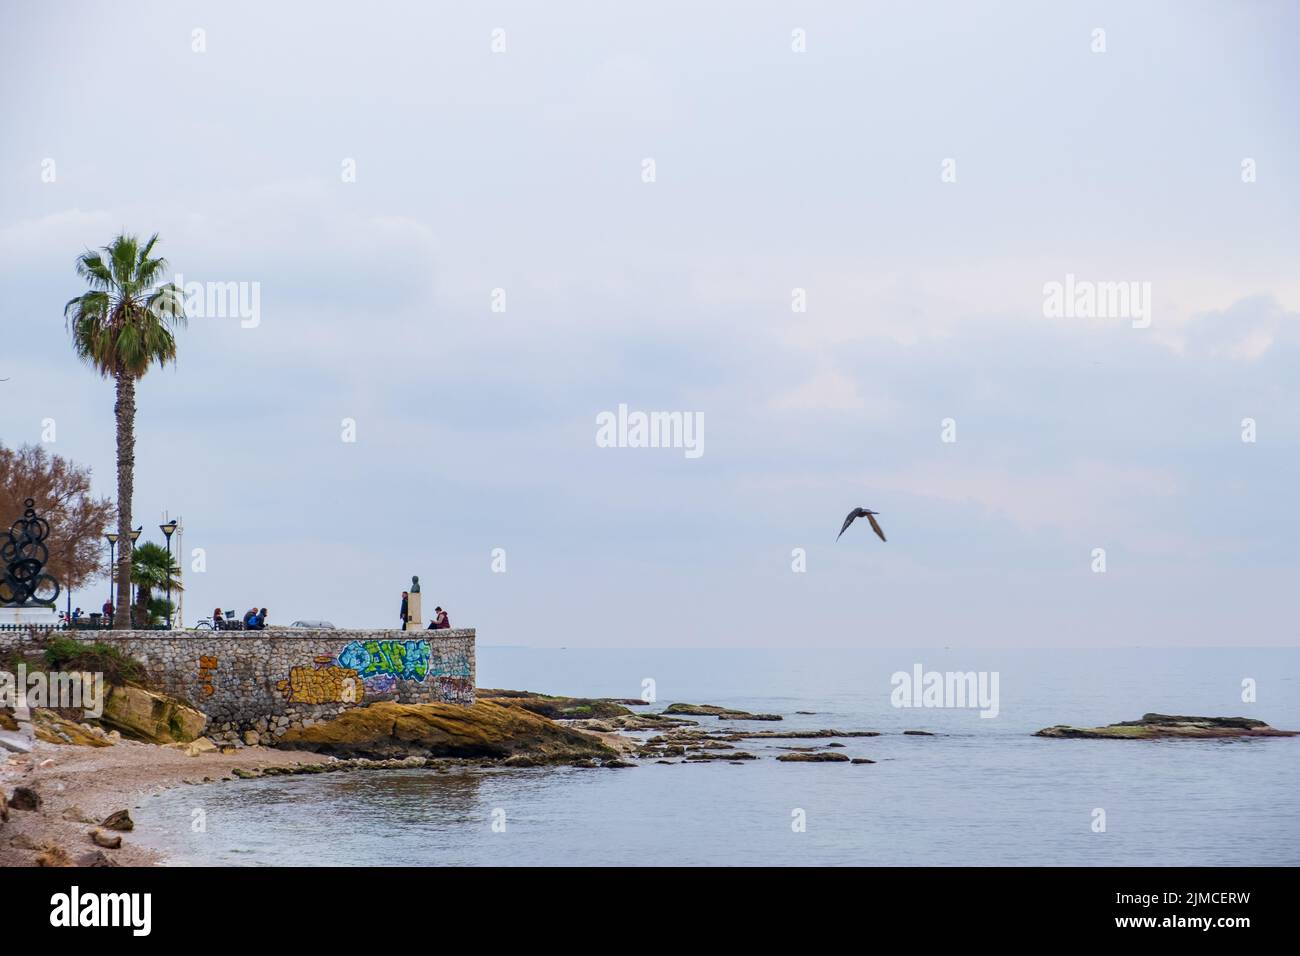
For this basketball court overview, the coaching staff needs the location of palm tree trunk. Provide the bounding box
[114,372,135,630]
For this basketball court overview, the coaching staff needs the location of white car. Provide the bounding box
[288,619,336,629]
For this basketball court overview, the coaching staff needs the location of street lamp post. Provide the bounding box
[128,526,142,625]
[160,520,178,629]
[104,532,118,626]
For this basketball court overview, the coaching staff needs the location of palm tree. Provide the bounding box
[130,541,184,626]
[64,234,185,628]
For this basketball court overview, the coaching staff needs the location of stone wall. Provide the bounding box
[0,627,475,746]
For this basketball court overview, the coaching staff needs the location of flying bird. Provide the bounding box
[837,507,886,542]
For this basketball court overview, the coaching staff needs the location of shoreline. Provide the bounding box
[0,737,329,866]
[5,696,1294,867]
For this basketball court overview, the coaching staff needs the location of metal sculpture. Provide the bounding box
[0,498,61,606]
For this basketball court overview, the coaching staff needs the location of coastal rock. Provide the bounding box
[573,713,698,732]
[35,845,72,867]
[776,752,851,763]
[99,809,134,832]
[10,786,41,811]
[277,700,618,764]
[737,729,879,739]
[903,730,935,736]
[172,737,218,757]
[684,751,757,762]
[663,703,783,721]
[33,709,113,747]
[1035,713,1299,740]
[0,789,7,825]
[90,829,122,849]
[851,758,876,764]
[477,689,634,721]
[77,850,120,867]
[100,684,207,744]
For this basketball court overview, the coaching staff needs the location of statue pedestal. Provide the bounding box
[407,592,423,630]
[0,605,58,627]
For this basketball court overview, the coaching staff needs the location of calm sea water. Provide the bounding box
[135,647,1300,866]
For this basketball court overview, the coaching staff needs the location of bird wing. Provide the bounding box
[836,510,860,540]
[866,512,886,542]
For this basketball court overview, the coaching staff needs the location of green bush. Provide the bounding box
[41,636,145,686]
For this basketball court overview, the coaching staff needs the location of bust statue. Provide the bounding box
[411,575,421,593]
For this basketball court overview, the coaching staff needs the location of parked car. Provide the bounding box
[288,619,336,629]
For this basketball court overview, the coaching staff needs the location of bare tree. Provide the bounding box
[0,442,116,596]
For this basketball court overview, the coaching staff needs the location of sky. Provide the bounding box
[1,1,1297,646]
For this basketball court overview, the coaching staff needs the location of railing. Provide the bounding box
[0,621,171,632]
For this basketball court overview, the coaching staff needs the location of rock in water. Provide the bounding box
[100,684,207,744]
[1035,713,1298,739]
[663,703,783,721]
[776,752,851,762]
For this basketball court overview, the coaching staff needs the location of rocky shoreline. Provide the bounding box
[4,691,1295,866]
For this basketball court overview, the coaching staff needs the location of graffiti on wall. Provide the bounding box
[197,655,218,697]
[330,639,471,700]
[435,676,474,704]
[337,639,432,683]
[276,655,364,704]
[270,640,472,707]
[429,648,471,679]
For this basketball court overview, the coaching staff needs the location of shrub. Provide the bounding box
[41,636,145,686]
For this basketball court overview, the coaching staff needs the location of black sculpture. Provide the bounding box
[0,498,61,606]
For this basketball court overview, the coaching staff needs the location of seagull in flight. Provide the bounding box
[837,507,886,542]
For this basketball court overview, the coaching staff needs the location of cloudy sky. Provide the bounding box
[1,1,1297,646]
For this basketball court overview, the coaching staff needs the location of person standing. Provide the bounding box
[399,590,409,631]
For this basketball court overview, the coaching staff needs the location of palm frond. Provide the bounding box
[74,251,113,290]
[107,234,138,288]
[65,233,185,379]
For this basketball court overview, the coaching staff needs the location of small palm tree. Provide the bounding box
[64,234,185,628]
[130,541,184,626]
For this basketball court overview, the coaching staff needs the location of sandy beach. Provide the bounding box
[1,736,324,866]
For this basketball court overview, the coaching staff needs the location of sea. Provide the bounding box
[134,646,1300,866]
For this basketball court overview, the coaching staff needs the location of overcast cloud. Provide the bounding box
[1,1,1297,646]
